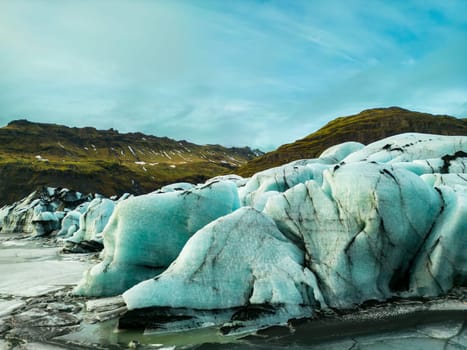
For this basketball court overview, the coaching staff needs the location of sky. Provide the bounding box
[0,0,466,151]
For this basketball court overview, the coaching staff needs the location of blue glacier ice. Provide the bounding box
[264,162,442,307]
[72,133,466,330]
[0,187,88,234]
[238,160,330,210]
[409,182,467,296]
[74,180,240,296]
[56,202,90,238]
[123,207,320,312]
[66,197,115,244]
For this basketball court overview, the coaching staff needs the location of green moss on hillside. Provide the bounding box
[0,120,260,205]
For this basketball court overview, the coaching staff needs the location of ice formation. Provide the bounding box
[66,197,115,244]
[318,141,365,163]
[31,210,60,236]
[74,180,240,296]
[158,182,194,193]
[0,188,123,249]
[264,162,441,307]
[0,187,87,234]
[72,133,466,329]
[409,182,467,295]
[343,133,465,164]
[123,207,320,310]
[0,191,42,234]
[56,202,89,238]
[238,160,330,210]
[2,132,464,331]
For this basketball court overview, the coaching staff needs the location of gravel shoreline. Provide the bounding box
[0,287,465,349]
[1,235,465,349]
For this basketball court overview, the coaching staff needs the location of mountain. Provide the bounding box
[237,107,467,176]
[0,119,262,205]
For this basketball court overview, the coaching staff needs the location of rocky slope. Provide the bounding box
[0,120,261,205]
[238,107,467,176]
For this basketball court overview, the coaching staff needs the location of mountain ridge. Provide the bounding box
[2,107,466,205]
[0,119,261,205]
[237,107,467,176]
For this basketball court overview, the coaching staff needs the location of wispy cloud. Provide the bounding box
[0,0,466,150]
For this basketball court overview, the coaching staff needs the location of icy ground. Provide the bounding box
[0,234,92,348]
[0,240,90,297]
[0,233,465,349]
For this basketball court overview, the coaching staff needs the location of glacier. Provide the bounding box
[66,196,115,244]
[409,183,467,296]
[56,202,89,238]
[1,132,465,334]
[263,161,442,307]
[74,180,240,296]
[70,132,466,330]
[0,187,88,235]
[123,207,320,310]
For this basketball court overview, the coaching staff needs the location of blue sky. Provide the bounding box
[0,0,466,150]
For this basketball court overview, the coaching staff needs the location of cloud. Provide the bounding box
[0,0,465,150]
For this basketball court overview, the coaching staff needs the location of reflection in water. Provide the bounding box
[57,318,244,348]
[55,310,466,349]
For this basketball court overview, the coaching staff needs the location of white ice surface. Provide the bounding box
[67,197,115,243]
[239,161,330,210]
[409,185,467,295]
[0,241,91,297]
[123,207,318,310]
[318,141,365,163]
[0,259,91,297]
[264,161,442,307]
[74,180,240,297]
[344,133,466,164]
[159,182,194,193]
[0,299,25,317]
